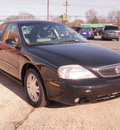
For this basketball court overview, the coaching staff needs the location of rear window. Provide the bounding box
[105,26,119,30]
[81,28,91,31]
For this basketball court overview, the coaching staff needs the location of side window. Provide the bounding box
[3,24,19,44]
[0,24,7,37]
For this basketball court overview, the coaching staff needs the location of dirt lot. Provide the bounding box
[0,36,120,130]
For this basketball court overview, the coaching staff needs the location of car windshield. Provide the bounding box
[21,22,88,45]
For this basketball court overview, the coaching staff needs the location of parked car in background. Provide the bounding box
[1,20,120,107]
[96,27,103,35]
[101,25,120,41]
[80,27,94,39]
[91,27,97,36]
[71,27,81,34]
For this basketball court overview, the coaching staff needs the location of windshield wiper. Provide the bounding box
[29,42,54,46]
[59,40,87,44]
[64,40,80,43]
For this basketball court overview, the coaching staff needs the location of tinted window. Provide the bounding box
[21,23,88,45]
[105,26,119,30]
[3,24,19,43]
[72,27,81,32]
[81,28,91,31]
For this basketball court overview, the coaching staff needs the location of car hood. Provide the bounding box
[27,42,120,70]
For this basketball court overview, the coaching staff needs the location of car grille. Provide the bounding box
[96,91,120,102]
[79,91,120,104]
[97,63,120,78]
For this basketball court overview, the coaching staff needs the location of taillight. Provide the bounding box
[94,29,96,32]
[102,31,105,34]
[79,31,80,34]
[118,31,120,34]
[89,31,92,35]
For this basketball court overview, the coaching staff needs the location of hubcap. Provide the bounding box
[27,74,40,102]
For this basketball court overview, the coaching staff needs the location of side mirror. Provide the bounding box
[5,37,16,45]
[5,37,21,49]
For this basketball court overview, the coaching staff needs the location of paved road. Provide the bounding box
[90,36,120,52]
[0,36,120,130]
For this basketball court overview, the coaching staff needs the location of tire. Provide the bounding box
[90,36,94,39]
[117,38,119,41]
[101,36,104,40]
[24,68,48,107]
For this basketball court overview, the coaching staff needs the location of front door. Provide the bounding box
[0,23,20,78]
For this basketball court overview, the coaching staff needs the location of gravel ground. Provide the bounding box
[0,36,120,130]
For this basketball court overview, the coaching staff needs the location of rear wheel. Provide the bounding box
[92,36,94,39]
[117,38,119,41]
[101,36,104,40]
[24,68,48,107]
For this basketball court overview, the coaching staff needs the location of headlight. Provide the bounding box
[58,65,97,79]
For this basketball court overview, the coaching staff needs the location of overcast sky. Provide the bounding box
[0,0,120,20]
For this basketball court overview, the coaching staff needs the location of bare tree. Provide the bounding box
[107,10,116,24]
[68,19,85,27]
[107,10,120,25]
[98,16,108,24]
[116,10,120,25]
[6,15,19,21]
[18,12,36,19]
[85,8,98,23]
[50,16,62,23]
[5,12,36,21]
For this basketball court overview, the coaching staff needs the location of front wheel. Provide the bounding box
[24,68,48,107]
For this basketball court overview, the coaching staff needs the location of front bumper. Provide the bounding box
[46,77,120,105]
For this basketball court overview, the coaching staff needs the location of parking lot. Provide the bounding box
[0,36,120,130]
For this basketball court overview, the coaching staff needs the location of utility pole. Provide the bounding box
[47,0,49,20]
[63,0,70,20]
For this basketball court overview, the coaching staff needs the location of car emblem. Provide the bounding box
[115,65,120,74]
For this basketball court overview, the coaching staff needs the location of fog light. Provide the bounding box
[74,98,80,103]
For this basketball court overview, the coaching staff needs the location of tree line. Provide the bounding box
[0,9,120,27]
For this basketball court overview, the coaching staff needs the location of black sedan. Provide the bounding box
[1,20,120,107]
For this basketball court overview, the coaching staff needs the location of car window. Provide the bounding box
[81,28,91,31]
[105,26,119,30]
[3,24,19,44]
[0,24,7,37]
[21,23,88,45]
[71,27,81,32]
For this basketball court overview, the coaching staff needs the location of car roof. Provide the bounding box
[3,20,60,25]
